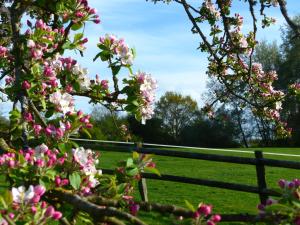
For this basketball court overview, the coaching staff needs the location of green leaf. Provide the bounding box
[100,50,111,61]
[41,98,46,111]
[126,158,134,167]
[45,108,54,118]
[126,167,139,177]
[117,183,127,194]
[70,140,79,148]
[45,170,57,180]
[74,33,83,42]
[132,152,139,160]
[132,100,139,106]
[93,52,102,62]
[81,128,92,139]
[144,167,161,176]
[69,172,81,190]
[58,143,72,154]
[111,65,121,76]
[0,196,7,208]
[184,200,196,212]
[3,190,12,206]
[71,23,83,31]
[72,82,80,92]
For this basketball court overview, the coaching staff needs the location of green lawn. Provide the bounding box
[96,146,300,224]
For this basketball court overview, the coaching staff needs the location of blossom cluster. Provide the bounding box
[0,185,62,225]
[200,0,220,21]
[258,179,300,225]
[136,71,157,124]
[193,203,221,225]
[63,0,100,24]
[73,147,102,194]
[99,34,134,66]
[0,145,100,197]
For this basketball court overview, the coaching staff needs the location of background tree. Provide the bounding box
[155,91,198,143]
[181,108,240,148]
[89,105,127,141]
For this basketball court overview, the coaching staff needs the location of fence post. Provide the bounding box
[136,142,149,202]
[255,151,268,204]
[138,178,149,202]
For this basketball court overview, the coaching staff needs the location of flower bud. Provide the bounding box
[45,206,55,217]
[211,215,221,222]
[52,211,62,220]
[34,185,46,196]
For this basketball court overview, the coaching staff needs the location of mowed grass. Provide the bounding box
[95,145,300,224]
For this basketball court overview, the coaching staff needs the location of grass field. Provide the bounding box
[96,145,300,224]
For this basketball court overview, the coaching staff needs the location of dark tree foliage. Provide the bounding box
[181,109,240,148]
[127,116,173,144]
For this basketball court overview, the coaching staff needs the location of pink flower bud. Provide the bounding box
[278,179,286,189]
[33,124,42,135]
[197,204,212,216]
[86,123,93,129]
[22,80,31,90]
[100,80,109,89]
[94,17,101,24]
[207,221,215,225]
[56,128,64,139]
[24,112,33,122]
[35,159,45,167]
[89,8,97,14]
[41,201,47,209]
[77,110,83,116]
[75,11,85,18]
[30,195,40,204]
[61,179,69,186]
[129,203,140,216]
[192,211,199,218]
[52,211,62,220]
[81,38,88,44]
[8,160,15,168]
[8,213,14,219]
[45,206,55,217]
[55,176,61,186]
[34,185,46,196]
[211,215,221,223]
[65,121,71,130]
[257,204,265,211]
[57,157,65,165]
[66,85,73,93]
[31,206,37,214]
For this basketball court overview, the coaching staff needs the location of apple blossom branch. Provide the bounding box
[49,190,148,225]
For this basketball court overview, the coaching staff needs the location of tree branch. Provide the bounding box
[49,190,147,225]
[277,0,300,37]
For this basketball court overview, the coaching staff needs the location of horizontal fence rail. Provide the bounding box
[73,138,300,223]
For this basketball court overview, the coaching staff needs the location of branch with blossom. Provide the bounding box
[148,0,300,137]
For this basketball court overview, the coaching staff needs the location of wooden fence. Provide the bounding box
[74,139,300,223]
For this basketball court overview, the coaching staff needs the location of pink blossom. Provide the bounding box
[101,80,109,89]
[34,185,46,196]
[24,112,33,122]
[52,211,63,220]
[45,206,55,217]
[197,204,212,216]
[0,46,8,57]
[22,80,31,90]
[33,124,42,135]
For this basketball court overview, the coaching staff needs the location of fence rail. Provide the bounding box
[74,139,300,222]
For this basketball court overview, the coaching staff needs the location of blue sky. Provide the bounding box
[1,0,300,115]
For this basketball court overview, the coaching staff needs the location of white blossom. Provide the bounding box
[12,186,35,203]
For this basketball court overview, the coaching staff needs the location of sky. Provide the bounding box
[1,0,300,115]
